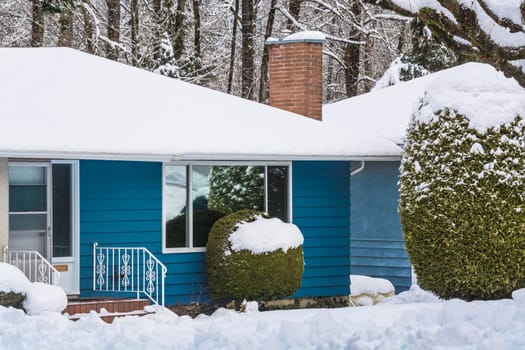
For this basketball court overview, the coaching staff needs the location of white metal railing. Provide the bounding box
[3,247,61,285]
[93,243,167,306]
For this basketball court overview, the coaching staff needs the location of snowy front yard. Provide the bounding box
[1,286,525,349]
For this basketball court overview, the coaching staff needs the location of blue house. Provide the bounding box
[0,35,433,306]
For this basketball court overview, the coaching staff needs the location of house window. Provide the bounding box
[163,163,290,252]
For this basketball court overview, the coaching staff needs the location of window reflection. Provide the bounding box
[164,164,287,250]
[165,166,188,248]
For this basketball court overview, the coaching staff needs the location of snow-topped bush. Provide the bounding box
[206,210,304,300]
[0,263,67,314]
[399,63,525,300]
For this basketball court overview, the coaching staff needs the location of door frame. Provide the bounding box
[50,160,80,295]
[8,160,80,294]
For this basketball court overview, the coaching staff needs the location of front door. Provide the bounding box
[8,161,79,294]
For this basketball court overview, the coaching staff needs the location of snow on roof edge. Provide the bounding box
[0,47,402,159]
[0,150,403,162]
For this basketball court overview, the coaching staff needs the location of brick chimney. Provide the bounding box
[266,31,325,121]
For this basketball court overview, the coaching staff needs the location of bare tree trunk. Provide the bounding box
[130,0,139,65]
[258,0,277,103]
[397,21,407,55]
[105,0,120,60]
[362,37,374,92]
[344,1,361,97]
[58,9,74,47]
[227,0,240,94]
[193,0,201,58]
[325,55,335,101]
[286,0,301,31]
[241,0,255,99]
[173,0,187,60]
[31,0,44,46]
[81,3,95,53]
[152,0,163,60]
[344,43,360,97]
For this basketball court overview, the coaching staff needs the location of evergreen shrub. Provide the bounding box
[0,291,25,310]
[206,210,304,300]
[399,108,525,300]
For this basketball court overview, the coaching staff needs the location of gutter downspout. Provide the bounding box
[348,160,365,303]
[350,160,365,176]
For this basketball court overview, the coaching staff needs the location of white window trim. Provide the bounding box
[162,161,292,254]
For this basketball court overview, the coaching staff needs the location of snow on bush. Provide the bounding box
[399,62,525,300]
[0,262,32,294]
[206,210,304,300]
[0,262,67,315]
[229,217,303,254]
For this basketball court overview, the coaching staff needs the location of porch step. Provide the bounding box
[66,309,154,323]
[63,298,152,323]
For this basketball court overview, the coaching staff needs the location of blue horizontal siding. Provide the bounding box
[80,160,353,304]
[350,160,411,293]
[292,161,350,298]
[79,160,209,305]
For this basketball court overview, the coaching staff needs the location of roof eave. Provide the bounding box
[0,150,402,162]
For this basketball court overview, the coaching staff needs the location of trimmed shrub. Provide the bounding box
[399,108,525,300]
[0,291,25,310]
[206,210,304,300]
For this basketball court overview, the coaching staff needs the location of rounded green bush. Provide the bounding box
[0,291,25,310]
[399,108,525,300]
[206,210,304,300]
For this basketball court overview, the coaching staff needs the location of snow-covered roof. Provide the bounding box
[323,63,525,147]
[0,48,400,161]
[323,70,439,146]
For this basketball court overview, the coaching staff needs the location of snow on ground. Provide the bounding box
[2,288,525,349]
[0,263,67,315]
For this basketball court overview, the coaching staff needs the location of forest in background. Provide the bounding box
[1,0,524,103]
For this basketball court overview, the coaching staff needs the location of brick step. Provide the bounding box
[66,309,155,324]
[64,298,150,316]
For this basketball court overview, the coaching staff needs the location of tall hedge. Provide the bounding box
[399,108,525,300]
[206,210,304,301]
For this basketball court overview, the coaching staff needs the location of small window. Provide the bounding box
[163,163,290,252]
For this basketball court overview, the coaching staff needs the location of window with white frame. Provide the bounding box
[163,163,290,251]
